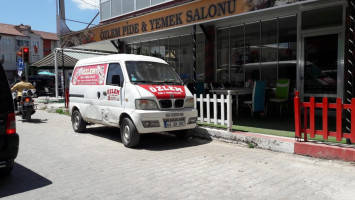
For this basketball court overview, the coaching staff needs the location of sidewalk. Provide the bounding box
[189,127,355,162]
[34,97,68,113]
[34,97,355,162]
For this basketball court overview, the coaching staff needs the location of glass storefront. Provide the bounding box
[121,3,344,99]
[217,16,297,90]
[125,33,205,84]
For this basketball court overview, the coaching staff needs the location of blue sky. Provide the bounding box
[0,0,100,33]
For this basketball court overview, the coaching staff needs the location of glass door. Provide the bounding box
[301,33,339,98]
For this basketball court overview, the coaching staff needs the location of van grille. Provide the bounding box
[159,100,172,109]
[174,99,184,108]
[159,99,185,109]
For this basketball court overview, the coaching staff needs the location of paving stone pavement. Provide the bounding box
[1,110,355,200]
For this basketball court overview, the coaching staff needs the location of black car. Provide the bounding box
[0,63,19,176]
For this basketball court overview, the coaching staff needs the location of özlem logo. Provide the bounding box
[138,85,186,99]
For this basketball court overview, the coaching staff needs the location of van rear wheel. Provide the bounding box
[120,118,140,148]
[72,110,86,133]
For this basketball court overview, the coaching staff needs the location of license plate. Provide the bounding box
[164,121,185,128]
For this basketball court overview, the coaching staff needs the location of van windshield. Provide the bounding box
[125,61,183,85]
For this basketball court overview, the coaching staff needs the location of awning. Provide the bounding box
[31,49,111,68]
[31,48,111,98]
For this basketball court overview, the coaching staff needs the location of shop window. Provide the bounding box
[245,22,260,83]
[167,36,179,72]
[304,34,338,95]
[136,0,150,10]
[279,16,297,61]
[245,22,260,64]
[159,38,169,61]
[129,43,140,54]
[217,28,229,83]
[111,0,122,17]
[150,39,160,58]
[140,41,150,56]
[196,33,205,82]
[230,25,244,87]
[261,19,277,87]
[125,44,131,54]
[302,5,343,30]
[279,62,297,91]
[180,35,193,83]
[279,16,297,90]
[122,0,134,14]
[100,0,111,21]
[152,0,166,5]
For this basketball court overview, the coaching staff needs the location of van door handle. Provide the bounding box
[97,91,101,99]
[103,91,107,96]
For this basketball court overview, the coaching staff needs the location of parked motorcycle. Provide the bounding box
[19,89,36,122]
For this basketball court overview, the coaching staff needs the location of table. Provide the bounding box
[211,88,253,116]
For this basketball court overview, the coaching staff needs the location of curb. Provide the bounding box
[191,126,355,162]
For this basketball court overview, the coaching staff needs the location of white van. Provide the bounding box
[69,54,197,147]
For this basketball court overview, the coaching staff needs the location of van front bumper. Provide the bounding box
[130,108,198,133]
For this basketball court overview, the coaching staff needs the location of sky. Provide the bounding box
[0,0,100,33]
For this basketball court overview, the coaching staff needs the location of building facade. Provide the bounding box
[62,0,351,101]
[0,23,59,82]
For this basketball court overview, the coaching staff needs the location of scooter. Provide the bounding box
[19,89,36,122]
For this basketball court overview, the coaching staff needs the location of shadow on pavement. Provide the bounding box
[18,118,48,124]
[84,126,212,151]
[0,163,52,198]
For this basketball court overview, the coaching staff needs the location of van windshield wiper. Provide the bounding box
[131,80,154,85]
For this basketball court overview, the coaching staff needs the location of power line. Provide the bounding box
[65,18,97,26]
[78,0,99,9]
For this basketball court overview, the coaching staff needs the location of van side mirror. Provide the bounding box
[112,75,121,86]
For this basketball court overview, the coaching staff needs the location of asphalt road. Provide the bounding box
[1,110,355,200]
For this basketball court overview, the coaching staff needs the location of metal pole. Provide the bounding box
[345,0,355,144]
[61,48,65,98]
[54,49,58,98]
[192,25,197,94]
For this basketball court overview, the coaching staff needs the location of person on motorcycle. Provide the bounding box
[11,76,35,111]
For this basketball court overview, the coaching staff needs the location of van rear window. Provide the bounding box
[72,64,108,85]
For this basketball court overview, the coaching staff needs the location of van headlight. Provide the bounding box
[135,99,159,110]
[185,98,194,108]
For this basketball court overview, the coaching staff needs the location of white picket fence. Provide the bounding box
[193,91,233,131]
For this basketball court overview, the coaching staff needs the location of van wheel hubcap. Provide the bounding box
[74,115,79,129]
[123,125,130,141]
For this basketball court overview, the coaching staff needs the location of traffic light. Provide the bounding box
[22,46,29,62]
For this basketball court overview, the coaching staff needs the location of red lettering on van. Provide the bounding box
[72,64,108,85]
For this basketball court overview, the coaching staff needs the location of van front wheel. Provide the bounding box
[72,110,86,133]
[120,118,140,148]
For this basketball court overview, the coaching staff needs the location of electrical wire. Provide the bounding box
[78,0,99,9]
